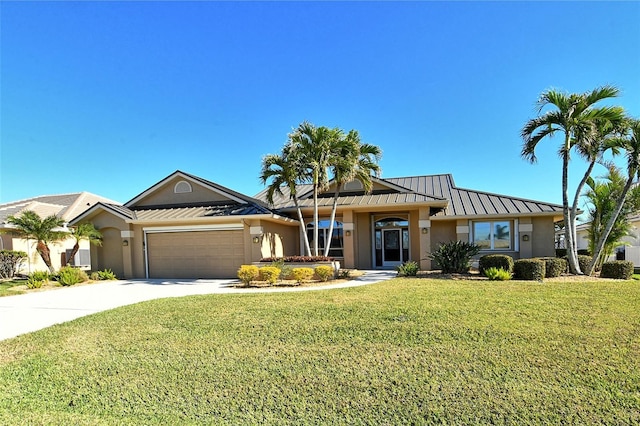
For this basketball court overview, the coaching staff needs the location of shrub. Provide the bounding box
[269,259,293,280]
[428,241,481,274]
[478,254,514,275]
[537,257,567,278]
[513,259,545,281]
[484,267,512,281]
[600,261,634,279]
[290,267,314,284]
[314,265,335,282]
[259,266,281,284]
[237,265,259,286]
[0,250,27,279]
[57,266,88,286]
[26,272,48,289]
[396,260,420,277]
[577,255,593,274]
[90,269,117,281]
[260,256,332,263]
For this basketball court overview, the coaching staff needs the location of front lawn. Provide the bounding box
[0,279,26,297]
[0,278,638,424]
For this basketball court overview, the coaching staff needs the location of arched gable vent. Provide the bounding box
[343,180,364,191]
[174,180,193,194]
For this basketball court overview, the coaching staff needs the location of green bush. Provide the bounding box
[259,266,281,284]
[290,267,314,284]
[57,266,88,286]
[428,241,481,274]
[537,257,567,278]
[0,250,27,279]
[600,261,634,279]
[237,265,259,286]
[577,255,593,274]
[513,259,545,281]
[396,260,419,277]
[268,259,293,280]
[577,249,591,256]
[90,269,117,281]
[314,265,335,282]
[478,254,514,275]
[26,272,48,289]
[484,267,512,281]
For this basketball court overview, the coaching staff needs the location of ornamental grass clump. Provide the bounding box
[259,266,281,285]
[396,260,419,277]
[314,265,334,282]
[290,267,314,285]
[237,265,259,286]
[484,267,512,281]
[56,266,88,286]
[27,271,50,289]
[428,241,481,274]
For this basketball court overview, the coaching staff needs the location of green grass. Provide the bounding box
[0,279,26,297]
[0,278,639,424]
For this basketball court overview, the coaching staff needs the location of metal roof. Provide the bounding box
[255,173,563,218]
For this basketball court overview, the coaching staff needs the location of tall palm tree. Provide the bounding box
[6,210,68,273]
[65,223,102,267]
[521,85,624,274]
[287,122,341,256]
[260,151,312,256]
[587,118,640,275]
[324,130,382,256]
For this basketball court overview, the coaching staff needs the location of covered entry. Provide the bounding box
[145,228,244,278]
[374,216,410,268]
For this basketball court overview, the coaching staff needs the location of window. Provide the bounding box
[65,249,91,267]
[307,220,343,257]
[472,221,511,250]
[174,181,192,193]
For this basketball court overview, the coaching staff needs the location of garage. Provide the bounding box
[146,229,245,278]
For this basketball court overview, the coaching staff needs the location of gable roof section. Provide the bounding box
[0,192,118,224]
[125,170,268,209]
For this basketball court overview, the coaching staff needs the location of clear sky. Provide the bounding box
[1,1,639,209]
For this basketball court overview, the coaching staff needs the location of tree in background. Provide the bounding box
[587,118,640,275]
[521,85,625,274]
[6,210,68,274]
[65,223,102,267]
[582,165,640,270]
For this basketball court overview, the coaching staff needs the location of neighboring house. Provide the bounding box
[69,170,563,279]
[575,217,640,265]
[0,192,117,274]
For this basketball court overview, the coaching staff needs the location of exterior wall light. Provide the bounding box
[122,240,129,247]
[253,236,260,244]
[345,230,351,237]
[522,234,530,242]
[422,228,429,234]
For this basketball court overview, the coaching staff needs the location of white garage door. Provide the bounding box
[147,230,245,278]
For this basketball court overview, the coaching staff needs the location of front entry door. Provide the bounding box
[382,229,402,267]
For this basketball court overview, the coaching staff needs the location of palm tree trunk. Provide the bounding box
[570,160,597,260]
[65,242,80,267]
[313,183,319,257]
[36,240,56,274]
[587,176,634,276]
[292,198,312,256]
[563,148,582,274]
[324,190,340,257]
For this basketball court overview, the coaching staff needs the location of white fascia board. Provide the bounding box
[143,224,243,233]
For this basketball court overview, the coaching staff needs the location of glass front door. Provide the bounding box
[382,229,402,267]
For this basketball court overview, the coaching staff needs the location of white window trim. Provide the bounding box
[469,219,518,251]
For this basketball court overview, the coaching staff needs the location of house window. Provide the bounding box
[472,221,511,250]
[174,181,192,194]
[65,249,91,267]
[307,220,343,257]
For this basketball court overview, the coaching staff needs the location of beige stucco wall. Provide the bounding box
[531,216,556,258]
[9,235,91,275]
[355,212,373,269]
[258,221,300,259]
[134,178,233,207]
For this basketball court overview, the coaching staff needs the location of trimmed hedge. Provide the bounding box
[290,267,314,284]
[600,261,634,280]
[314,265,334,282]
[479,254,514,275]
[536,257,567,278]
[513,259,545,281]
[577,255,593,274]
[259,266,281,284]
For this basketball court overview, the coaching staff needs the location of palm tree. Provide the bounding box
[287,122,341,256]
[583,165,640,270]
[260,151,312,256]
[6,210,68,273]
[323,130,382,256]
[65,223,102,267]
[587,118,640,275]
[521,85,624,274]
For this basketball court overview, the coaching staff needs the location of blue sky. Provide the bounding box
[1,1,639,210]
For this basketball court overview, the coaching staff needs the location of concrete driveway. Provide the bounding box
[0,270,395,342]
